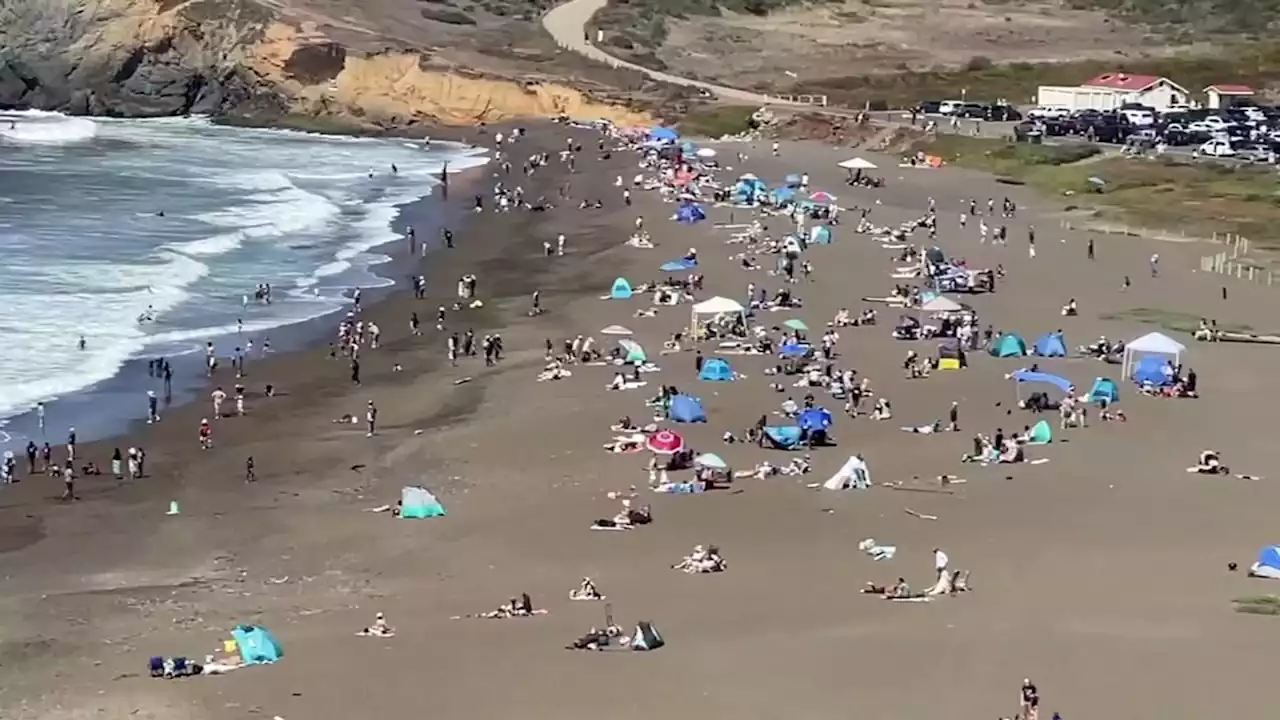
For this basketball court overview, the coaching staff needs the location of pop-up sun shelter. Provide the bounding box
[990,332,1027,358]
[1122,331,1185,382]
[229,625,283,665]
[648,126,679,142]
[1249,545,1280,579]
[823,454,871,490]
[661,258,697,272]
[698,357,735,381]
[809,225,832,245]
[610,278,633,300]
[1034,331,1067,357]
[1088,377,1120,404]
[1027,419,1053,444]
[618,338,647,364]
[400,486,447,518]
[676,203,706,224]
[669,394,707,423]
[1012,369,1074,402]
[763,425,803,450]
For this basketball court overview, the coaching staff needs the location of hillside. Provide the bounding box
[0,0,659,129]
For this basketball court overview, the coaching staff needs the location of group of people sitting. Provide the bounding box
[591,498,654,530]
[833,307,877,327]
[861,570,971,599]
[671,544,727,574]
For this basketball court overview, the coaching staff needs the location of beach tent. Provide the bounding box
[1088,377,1120,404]
[990,332,1027,358]
[610,277,633,300]
[1249,546,1280,579]
[779,341,811,358]
[690,296,746,335]
[809,225,832,244]
[798,407,833,432]
[937,337,966,370]
[631,621,665,651]
[1028,420,1053,444]
[823,454,871,490]
[600,324,633,336]
[1132,355,1173,386]
[771,186,796,204]
[837,157,877,170]
[784,173,802,187]
[698,357,735,382]
[1012,369,1074,401]
[919,295,964,314]
[618,338,647,364]
[676,203,707,224]
[648,126,678,142]
[1122,331,1186,379]
[1034,331,1068,357]
[230,625,283,665]
[763,425,803,450]
[400,486,447,518]
[733,176,768,203]
[695,452,728,469]
[669,394,707,423]
[661,258,697,272]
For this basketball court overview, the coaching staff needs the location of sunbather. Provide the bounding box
[672,544,726,573]
[1191,449,1229,474]
[470,593,547,619]
[358,612,395,636]
[570,577,605,600]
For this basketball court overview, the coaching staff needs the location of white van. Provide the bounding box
[1026,106,1070,120]
[938,100,965,115]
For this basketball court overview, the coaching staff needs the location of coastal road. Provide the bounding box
[542,0,802,108]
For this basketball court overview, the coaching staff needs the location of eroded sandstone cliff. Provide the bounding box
[0,0,653,128]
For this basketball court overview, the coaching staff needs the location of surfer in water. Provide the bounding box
[78,335,86,351]
[391,163,398,174]
[137,305,156,324]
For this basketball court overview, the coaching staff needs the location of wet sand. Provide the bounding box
[4,125,1280,720]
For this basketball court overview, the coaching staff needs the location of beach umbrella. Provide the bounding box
[739,173,759,181]
[695,148,716,158]
[837,157,877,170]
[808,191,837,205]
[784,318,809,331]
[600,324,633,336]
[695,452,728,469]
[646,429,685,455]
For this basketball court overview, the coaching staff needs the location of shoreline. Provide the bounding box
[0,149,482,450]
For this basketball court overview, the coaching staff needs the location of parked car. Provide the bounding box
[938,100,966,115]
[1236,145,1276,164]
[1196,138,1237,157]
[1027,106,1071,120]
[986,104,1022,122]
[955,102,989,118]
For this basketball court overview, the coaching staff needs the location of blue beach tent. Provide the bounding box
[771,186,796,204]
[763,425,803,449]
[1011,369,1074,394]
[676,203,707,224]
[1132,355,1172,386]
[1088,377,1120,404]
[230,625,283,665]
[610,277,633,300]
[400,485,447,518]
[698,357,735,382]
[1033,331,1067,358]
[990,332,1027,358]
[1250,546,1280,579]
[649,126,679,142]
[809,225,832,245]
[797,407,833,432]
[669,394,707,423]
[779,341,811,358]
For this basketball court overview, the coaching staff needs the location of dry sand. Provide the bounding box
[3,124,1280,720]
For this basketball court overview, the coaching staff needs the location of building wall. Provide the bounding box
[1036,86,1122,111]
[1134,81,1187,109]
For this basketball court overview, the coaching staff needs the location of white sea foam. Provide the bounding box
[0,117,489,429]
[0,110,99,144]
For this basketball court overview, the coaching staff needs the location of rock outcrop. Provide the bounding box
[0,0,653,129]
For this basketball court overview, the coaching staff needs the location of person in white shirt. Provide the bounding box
[211,387,226,419]
[933,547,949,583]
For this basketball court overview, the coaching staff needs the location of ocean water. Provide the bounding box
[0,110,487,428]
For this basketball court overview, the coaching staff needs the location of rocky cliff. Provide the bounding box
[0,0,653,129]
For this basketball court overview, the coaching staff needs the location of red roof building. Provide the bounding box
[1203,84,1254,94]
[1082,73,1163,92]
[1204,84,1256,109]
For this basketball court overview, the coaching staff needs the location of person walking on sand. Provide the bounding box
[948,401,959,432]
[933,547,949,584]
[351,356,361,386]
[36,401,45,437]
[410,312,421,336]
[366,400,378,437]
[199,418,212,450]
[1150,252,1160,278]
[111,448,123,479]
[211,386,226,419]
[245,455,256,483]
[147,390,159,424]
[1087,237,1094,260]
[234,384,245,416]
[1019,678,1040,720]
[61,462,76,501]
[557,234,565,256]
[26,441,37,475]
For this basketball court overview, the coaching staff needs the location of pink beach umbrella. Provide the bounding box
[808,191,837,205]
[645,430,685,455]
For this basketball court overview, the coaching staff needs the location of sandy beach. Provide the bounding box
[4,121,1280,720]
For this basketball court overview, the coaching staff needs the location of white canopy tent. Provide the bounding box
[690,295,747,337]
[838,157,877,170]
[919,295,964,313]
[1121,331,1186,378]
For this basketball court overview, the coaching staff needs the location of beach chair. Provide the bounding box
[149,656,165,677]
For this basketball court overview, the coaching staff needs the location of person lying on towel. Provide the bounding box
[593,499,653,529]
[861,578,911,598]
[476,593,546,619]
[359,612,395,636]
[566,623,627,651]
[672,545,726,573]
[1193,449,1229,474]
